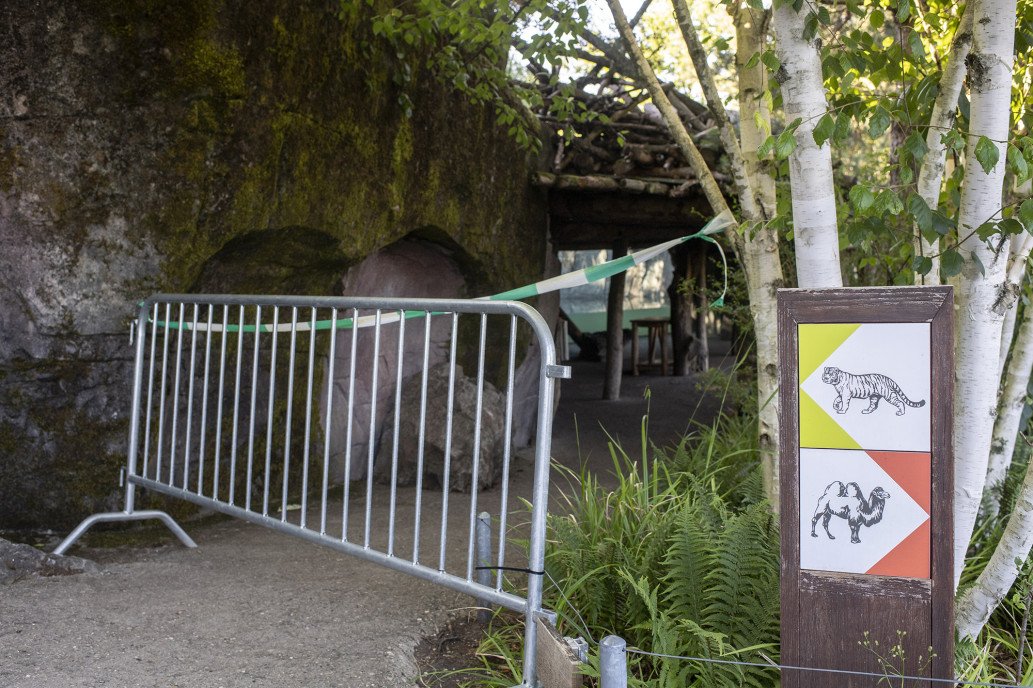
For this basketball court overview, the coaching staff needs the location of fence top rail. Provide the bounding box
[140,293,556,356]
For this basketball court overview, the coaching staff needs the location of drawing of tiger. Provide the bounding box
[820,366,926,416]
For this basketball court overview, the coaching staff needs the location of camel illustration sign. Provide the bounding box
[778,287,953,688]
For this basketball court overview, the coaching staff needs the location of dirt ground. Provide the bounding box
[1,347,730,688]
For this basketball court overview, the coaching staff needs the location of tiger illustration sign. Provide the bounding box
[778,287,953,688]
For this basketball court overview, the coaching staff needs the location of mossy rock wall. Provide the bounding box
[0,0,548,529]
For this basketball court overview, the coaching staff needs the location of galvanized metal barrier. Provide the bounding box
[55,294,568,687]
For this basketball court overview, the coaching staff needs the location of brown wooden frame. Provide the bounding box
[778,287,953,688]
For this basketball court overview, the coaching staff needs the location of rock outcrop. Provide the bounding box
[0,0,548,528]
[374,364,507,492]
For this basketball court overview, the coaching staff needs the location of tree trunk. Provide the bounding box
[604,240,628,400]
[984,309,1033,517]
[998,233,1033,380]
[736,6,785,510]
[956,458,1033,638]
[669,244,695,376]
[951,0,1018,591]
[914,7,973,285]
[771,2,842,288]
[693,247,709,371]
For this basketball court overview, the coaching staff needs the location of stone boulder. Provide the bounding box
[375,364,506,492]
[0,537,98,584]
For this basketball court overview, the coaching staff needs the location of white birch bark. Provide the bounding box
[771,2,842,288]
[984,309,1033,517]
[913,8,973,286]
[736,7,785,510]
[951,0,1018,587]
[998,234,1033,380]
[956,458,1033,638]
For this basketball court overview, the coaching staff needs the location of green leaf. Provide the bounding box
[976,222,998,241]
[897,0,911,22]
[913,255,933,275]
[874,189,904,215]
[849,185,875,213]
[758,134,776,159]
[834,111,852,144]
[744,51,761,70]
[941,128,965,153]
[868,106,891,138]
[1019,199,1033,229]
[941,249,964,277]
[974,136,1000,174]
[803,12,819,41]
[870,9,885,29]
[775,129,797,160]
[902,132,929,163]
[812,114,835,147]
[1007,145,1030,181]
[971,251,985,277]
[908,194,933,231]
[999,218,1025,236]
[761,50,781,73]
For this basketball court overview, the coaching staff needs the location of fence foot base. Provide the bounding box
[53,510,197,556]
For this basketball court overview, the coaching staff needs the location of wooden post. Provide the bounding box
[603,240,628,400]
[693,247,709,371]
[778,287,954,688]
[668,244,694,375]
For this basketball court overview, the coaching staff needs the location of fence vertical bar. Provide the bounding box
[342,307,359,541]
[182,304,199,490]
[412,311,431,565]
[600,636,628,688]
[281,307,299,522]
[521,314,559,688]
[496,315,518,591]
[228,305,245,506]
[319,308,338,535]
[438,313,459,572]
[300,307,318,529]
[363,310,383,549]
[155,303,172,482]
[213,304,229,500]
[168,302,186,486]
[197,305,213,495]
[466,314,488,581]
[476,512,492,624]
[142,303,159,479]
[263,307,280,516]
[387,310,405,556]
[245,305,262,512]
[123,302,150,513]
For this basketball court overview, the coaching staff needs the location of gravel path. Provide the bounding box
[0,347,729,687]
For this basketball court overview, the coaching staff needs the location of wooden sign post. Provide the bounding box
[778,287,953,687]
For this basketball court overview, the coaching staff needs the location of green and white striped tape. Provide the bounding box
[155,210,735,333]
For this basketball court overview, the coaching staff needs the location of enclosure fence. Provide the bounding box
[55,293,568,688]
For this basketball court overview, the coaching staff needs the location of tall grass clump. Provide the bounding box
[451,371,781,687]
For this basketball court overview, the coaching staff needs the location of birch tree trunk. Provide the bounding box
[984,308,1033,517]
[951,0,1018,588]
[605,0,788,508]
[736,6,785,510]
[913,8,973,286]
[771,2,842,288]
[956,458,1033,638]
[998,233,1033,380]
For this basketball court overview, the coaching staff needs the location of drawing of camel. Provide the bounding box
[810,481,891,544]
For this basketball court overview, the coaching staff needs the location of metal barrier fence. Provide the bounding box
[55,293,568,688]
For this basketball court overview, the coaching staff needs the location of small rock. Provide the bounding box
[0,537,99,584]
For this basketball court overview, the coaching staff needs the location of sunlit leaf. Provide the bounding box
[975,136,1001,175]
